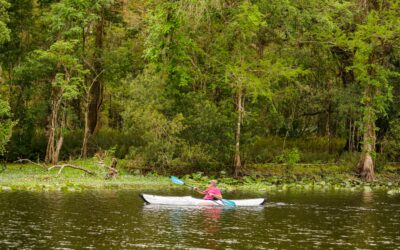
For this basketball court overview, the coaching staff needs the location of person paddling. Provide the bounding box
[193,180,222,200]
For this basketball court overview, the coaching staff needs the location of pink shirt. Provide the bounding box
[202,187,222,200]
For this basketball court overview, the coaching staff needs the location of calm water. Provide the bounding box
[0,189,399,249]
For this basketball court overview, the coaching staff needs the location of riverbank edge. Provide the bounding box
[1,162,400,194]
[1,175,400,195]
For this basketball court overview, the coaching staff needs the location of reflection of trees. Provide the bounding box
[346,190,377,249]
[142,205,224,248]
[358,191,377,248]
[361,190,374,205]
[0,192,52,248]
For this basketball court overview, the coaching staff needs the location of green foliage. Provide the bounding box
[177,93,233,166]
[337,151,361,168]
[144,0,194,89]
[275,148,301,166]
[1,0,400,178]
[0,96,16,155]
[122,66,185,169]
[245,136,345,163]
[5,128,135,161]
[0,0,10,45]
[222,1,268,96]
[348,6,400,118]
[382,119,400,162]
[14,39,87,107]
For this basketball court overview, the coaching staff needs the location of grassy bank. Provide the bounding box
[0,159,173,191]
[1,159,400,195]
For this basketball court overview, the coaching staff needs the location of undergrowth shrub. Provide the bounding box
[244,136,345,164]
[5,128,135,161]
[275,148,301,165]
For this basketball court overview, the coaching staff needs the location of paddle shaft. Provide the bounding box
[183,183,210,195]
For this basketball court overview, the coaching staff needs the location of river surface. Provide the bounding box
[0,189,399,249]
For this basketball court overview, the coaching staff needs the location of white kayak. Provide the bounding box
[140,193,265,207]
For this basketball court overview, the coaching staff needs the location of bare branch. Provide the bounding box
[49,164,96,177]
[90,69,105,88]
[83,69,105,96]
[83,58,96,73]
[14,159,48,170]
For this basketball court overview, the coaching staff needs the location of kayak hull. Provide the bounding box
[140,193,265,207]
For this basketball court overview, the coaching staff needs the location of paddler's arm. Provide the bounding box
[192,187,206,194]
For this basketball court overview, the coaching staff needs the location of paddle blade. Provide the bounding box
[221,199,236,207]
[170,176,185,185]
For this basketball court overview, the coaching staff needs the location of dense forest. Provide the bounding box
[0,0,399,181]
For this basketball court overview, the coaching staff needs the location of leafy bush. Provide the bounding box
[121,67,186,171]
[337,151,360,168]
[0,97,16,156]
[381,119,400,162]
[244,136,345,164]
[5,128,135,161]
[177,92,234,165]
[275,148,301,165]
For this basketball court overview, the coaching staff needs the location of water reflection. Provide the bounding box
[0,190,399,249]
[142,205,225,233]
[202,207,222,221]
[362,190,375,204]
[202,207,222,248]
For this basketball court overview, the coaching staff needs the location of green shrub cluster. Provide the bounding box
[5,128,134,161]
[244,136,346,164]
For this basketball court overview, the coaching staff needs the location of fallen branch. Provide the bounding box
[14,159,48,170]
[48,164,96,177]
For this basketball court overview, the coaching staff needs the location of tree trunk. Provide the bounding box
[81,69,104,158]
[233,89,243,178]
[53,132,64,165]
[88,77,102,134]
[45,110,56,164]
[45,87,63,164]
[326,107,332,153]
[88,14,105,134]
[81,99,90,158]
[349,119,354,151]
[52,111,66,165]
[357,96,376,182]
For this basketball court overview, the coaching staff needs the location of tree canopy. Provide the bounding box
[0,0,399,180]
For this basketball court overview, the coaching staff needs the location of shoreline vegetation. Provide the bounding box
[1,159,399,195]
